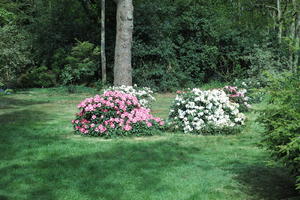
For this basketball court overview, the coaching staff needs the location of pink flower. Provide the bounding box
[110,123,115,128]
[98,125,107,133]
[159,121,165,126]
[80,128,85,133]
[123,124,132,131]
[84,125,89,129]
[73,90,163,136]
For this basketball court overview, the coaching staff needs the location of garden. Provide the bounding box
[0,80,299,200]
[1,0,300,199]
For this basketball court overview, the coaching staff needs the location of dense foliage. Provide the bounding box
[0,0,297,91]
[258,71,300,190]
[72,91,164,137]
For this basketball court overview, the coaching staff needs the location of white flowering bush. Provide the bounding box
[103,85,155,108]
[168,88,246,135]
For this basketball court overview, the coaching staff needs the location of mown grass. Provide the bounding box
[0,88,298,200]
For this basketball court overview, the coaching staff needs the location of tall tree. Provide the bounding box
[101,0,107,84]
[113,0,133,86]
[291,0,300,70]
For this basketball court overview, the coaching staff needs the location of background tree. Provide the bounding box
[0,0,298,90]
[101,0,107,84]
[113,0,133,86]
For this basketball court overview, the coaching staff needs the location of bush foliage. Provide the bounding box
[258,71,300,190]
[168,88,246,135]
[72,91,164,137]
[0,0,290,90]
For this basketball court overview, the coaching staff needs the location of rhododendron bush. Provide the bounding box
[103,85,155,108]
[223,86,251,112]
[168,88,246,135]
[72,91,164,137]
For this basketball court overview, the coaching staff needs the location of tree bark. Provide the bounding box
[293,0,300,70]
[113,0,133,86]
[277,0,283,44]
[101,0,107,84]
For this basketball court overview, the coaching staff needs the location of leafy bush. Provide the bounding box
[61,41,100,85]
[223,86,251,112]
[17,66,56,88]
[0,8,16,25]
[4,89,14,95]
[30,67,56,88]
[103,85,155,108]
[72,91,164,137]
[132,1,232,91]
[168,88,245,135]
[0,25,32,86]
[243,46,288,77]
[232,78,267,104]
[258,71,300,190]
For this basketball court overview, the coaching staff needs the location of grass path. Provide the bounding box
[0,89,298,200]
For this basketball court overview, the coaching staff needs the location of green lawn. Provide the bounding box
[0,89,298,200]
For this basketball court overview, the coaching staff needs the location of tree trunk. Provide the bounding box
[277,0,283,44]
[113,0,133,86]
[101,0,107,84]
[293,0,300,70]
[289,19,295,69]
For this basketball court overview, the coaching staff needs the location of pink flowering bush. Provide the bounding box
[72,91,164,137]
[223,86,251,112]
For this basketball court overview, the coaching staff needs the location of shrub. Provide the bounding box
[61,41,100,85]
[17,66,56,88]
[4,89,13,95]
[0,25,32,86]
[103,85,155,108]
[232,78,267,104]
[223,86,251,112]
[168,88,245,135]
[258,71,300,190]
[72,91,164,137]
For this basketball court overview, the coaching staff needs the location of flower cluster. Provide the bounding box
[168,88,246,134]
[103,85,155,108]
[72,91,164,137]
[223,86,251,112]
[233,78,266,104]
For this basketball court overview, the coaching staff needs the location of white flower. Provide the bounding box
[169,87,246,134]
[104,85,155,108]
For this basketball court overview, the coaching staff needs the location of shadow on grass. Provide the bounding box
[0,141,197,200]
[231,164,299,200]
[0,109,57,161]
[0,96,48,109]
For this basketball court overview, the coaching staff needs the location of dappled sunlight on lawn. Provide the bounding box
[0,90,298,200]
